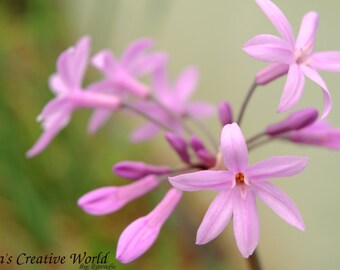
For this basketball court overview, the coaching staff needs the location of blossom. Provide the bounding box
[285,120,340,149]
[266,107,318,136]
[113,161,171,180]
[116,188,182,263]
[169,123,307,258]
[87,38,167,134]
[130,64,215,142]
[77,175,160,215]
[27,36,120,157]
[243,0,337,118]
[218,101,233,126]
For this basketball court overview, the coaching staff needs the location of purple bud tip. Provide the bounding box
[165,133,190,164]
[266,108,318,136]
[218,101,233,126]
[190,135,205,152]
[113,161,171,180]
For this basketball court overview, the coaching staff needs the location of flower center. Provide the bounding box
[295,46,312,65]
[235,172,245,185]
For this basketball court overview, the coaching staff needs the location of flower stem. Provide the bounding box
[149,96,194,136]
[248,137,274,151]
[237,80,257,126]
[122,102,172,132]
[246,131,267,145]
[247,250,262,270]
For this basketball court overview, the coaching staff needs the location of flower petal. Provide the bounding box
[91,50,116,74]
[301,66,332,119]
[277,63,305,113]
[255,63,289,85]
[169,170,234,191]
[78,176,159,216]
[243,34,294,64]
[296,12,319,52]
[116,188,181,264]
[87,109,112,134]
[131,52,168,76]
[255,0,295,48]
[26,109,72,157]
[120,38,154,67]
[246,156,308,182]
[152,64,170,99]
[130,122,160,142]
[175,67,199,102]
[186,102,215,119]
[232,190,260,258]
[220,123,248,173]
[253,181,305,231]
[71,36,91,87]
[196,190,233,245]
[311,51,340,72]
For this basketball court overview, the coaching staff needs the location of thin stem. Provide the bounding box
[122,102,171,132]
[189,117,219,152]
[246,131,267,145]
[237,81,257,126]
[149,96,194,136]
[248,137,274,151]
[247,250,262,270]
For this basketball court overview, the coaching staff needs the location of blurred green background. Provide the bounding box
[1,0,340,269]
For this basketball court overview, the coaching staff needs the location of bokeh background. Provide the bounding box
[1,0,340,269]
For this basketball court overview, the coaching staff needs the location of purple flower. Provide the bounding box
[27,36,121,157]
[116,188,182,263]
[130,64,215,142]
[218,101,233,126]
[266,107,318,136]
[190,136,216,168]
[78,175,160,216]
[243,0,338,118]
[113,161,171,180]
[286,120,340,149]
[165,133,190,164]
[87,38,167,134]
[169,123,307,258]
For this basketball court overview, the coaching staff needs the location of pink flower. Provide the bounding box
[116,188,182,263]
[243,0,338,118]
[130,65,215,142]
[113,161,171,180]
[87,38,167,134]
[27,36,120,157]
[77,175,160,216]
[266,107,318,136]
[286,120,340,149]
[169,123,307,258]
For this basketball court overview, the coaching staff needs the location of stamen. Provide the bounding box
[235,172,245,184]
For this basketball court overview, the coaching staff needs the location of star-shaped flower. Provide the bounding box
[130,65,215,142]
[169,123,307,258]
[87,38,167,134]
[27,36,120,157]
[243,0,338,118]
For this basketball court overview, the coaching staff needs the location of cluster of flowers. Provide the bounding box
[28,0,340,264]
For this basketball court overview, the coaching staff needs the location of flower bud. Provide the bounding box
[190,136,216,168]
[165,133,190,163]
[116,188,182,263]
[77,175,160,215]
[218,101,233,126]
[255,63,289,85]
[266,108,318,136]
[113,161,171,180]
